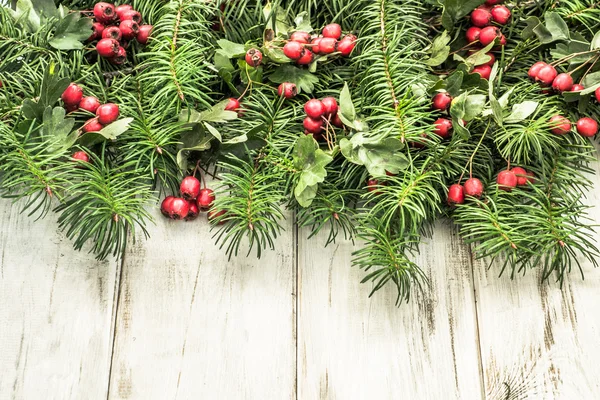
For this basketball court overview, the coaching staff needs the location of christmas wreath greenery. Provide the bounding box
[1,0,599,304]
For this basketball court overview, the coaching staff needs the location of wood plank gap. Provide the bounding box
[104,230,128,400]
[293,212,299,400]
[467,242,487,400]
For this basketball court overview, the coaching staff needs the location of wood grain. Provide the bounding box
[0,200,119,400]
[474,151,600,400]
[297,222,483,400]
[107,207,297,400]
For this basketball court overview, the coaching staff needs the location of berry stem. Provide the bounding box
[578,54,600,84]
[459,120,490,182]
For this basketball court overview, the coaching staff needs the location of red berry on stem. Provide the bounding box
[180,176,201,200]
[170,198,190,220]
[93,2,115,25]
[491,5,511,25]
[115,4,133,19]
[197,188,215,211]
[185,201,199,221]
[336,38,356,57]
[332,113,344,128]
[471,8,492,27]
[120,10,142,24]
[304,99,325,118]
[89,22,105,41]
[511,167,528,186]
[102,26,122,41]
[552,73,573,92]
[497,170,517,191]
[82,117,103,133]
[61,83,84,106]
[322,23,342,39]
[464,178,484,198]
[466,27,481,43]
[576,117,598,137]
[472,64,492,80]
[119,20,139,40]
[72,151,90,163]
[549,115,571,135]
[303,117,323,134]
[290,31,311,44]
[245,48,263,67]
[109,46,127,65]
[595,87,600,103]
[96,103,119,125]
[318,37,337,54]
[225,98,240,112]
[528,62,546,80]
[432,92,452,111]
[525,171,535,184]
[96,38,120,58]
[80,96,101,113]
[536,65,557,86]
[321,97,339,116]
[570,84,584,92]
[161,196,175,217]
[479,26,500,46]
[278,82,297,99]
[283,41,304,60]
[137,25,153,45]
[485,0,502,5]
[296,49,314,65]
[447,184,465,205]
[367,179,381,194]
[434,118,452,139]
[311,37,323,54]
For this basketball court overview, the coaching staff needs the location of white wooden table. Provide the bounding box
[1,158,600,399]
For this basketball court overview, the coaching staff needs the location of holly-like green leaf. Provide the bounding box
[463,42,494,68]
[41,106,77,154]
[49,13,93,50]
[78,117,133,147]
[490,94,503,126]
[504,101,538,123]
[293,11,313,33]
[339,82,356,126]
[464,94,486,121]
[13,0,58,32]
[293,135,334,207]
[340,132,408,177]
[204,122,222,142]
[177,126,213,171]
[452,118,470,140]
[180,100,238,124]
[445,71,464,97]
[238,60,263,84]
[440,0,485,31]
[216,39,246,58]
[534,12,570,44]
[425,31,451,66]
[592,31,600,50]
[582,71,600,89]
[450,92,467,120]
[263,46,290,64]
[263,3,290,36]
[522,16,541,39]
[268,64,319,94]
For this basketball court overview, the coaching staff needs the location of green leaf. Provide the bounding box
[263,3,290,36]
[463,42,494,68]
[41,106,76,154]
[293,135,333,207]
[440,0,485,31]
[14,0,58,32]
[204,122,222,142]
[591,31,600,50]
[216,39,246,58]
[293,11,312,32]
[504,101,538,123]
[263,46,290,64]
[339,82,356,125]
[582,71,600,89]
[180,100,238,124]
[522,16,541,40]
[340,132,408,177]
[452,118,470,140]
[425,31,451,66]
[490,94,503,126]
[79,118,133,147]
[48,13,93,50]
[445,71,464,97]
[22,99,45,120]
[534,12,569,44]
[268,65,319,94]
[39,63,70,111]
[214,52,235,72]
[177,126,213,171]
[450,92,467,120]
[464,94,486,121]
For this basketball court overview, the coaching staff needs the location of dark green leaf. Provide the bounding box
[49,13,93,50]
[504,101,538,123]
[216,39,246,58]
[268,64,319,94]
[293,11,312,32]
[425,31,451,66]
[441,0,485,31]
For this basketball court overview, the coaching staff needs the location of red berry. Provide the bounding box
[120,10,142,24]
[511,167,528,186]
[170,197,190,220]
[137,25,153,45]
[536,65,557,86]
[61,83,83,106]
[304,99,325,118]
[303,117,323,134]
[484,52,496,66]
[311,37,323,54]
[283,41,304,60]
[296,49,314,65]
[466,27,481,43]
[497,170,517,191]
[472,64,492,80]
[72,151,90,163]
[447,184,465,205]
[208,208,227,224]
[89,22,105,41]
[318,37,337,54]
[367,178,381,194]
[290,31,311,44]
[332,113,344,128]
[528,62,546,80]
[180,176,201,200]
[185,201,199,221]
[576,117,598,137]
[491,5,511,25]
[96,103,119,125]
[485,0,502,5]
[197,188,215,211]
[321,97,339,116]
[552,73,573,92]
[549,115,571,135]
[225,98,240,112]
[119,20,139,40]
[82,117,103,133]
[161,196,175,217]
[464,178,484,198]
[245,48,263,68]
[102,26,122,41]
[336,38,356,57]
[93,2,115,25]
[433,118,452,139]
[115,4,133,19]
[96,38,120,58]
[497,33,507,47]
[432,92,452,111]
[595,87,600,103]
[109,46,127,65]
[525,171,535,184]
[278,82,297,99]
[322,23,342,39]
[571,84,585,92]
[479,26,500,46]
[471,8,492,27]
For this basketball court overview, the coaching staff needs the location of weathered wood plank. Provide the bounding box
[0,200,119,400]
[474,152,600,399]
[297,222,483,400]
[107,207,296,400]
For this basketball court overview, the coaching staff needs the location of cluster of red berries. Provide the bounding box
[61,82,120,132]
[464,0,510,80]
[431,91,454,140]
[302,97,343,139]
[88,2,153,65]
[161,176,224,222]
[282,23,356,66]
